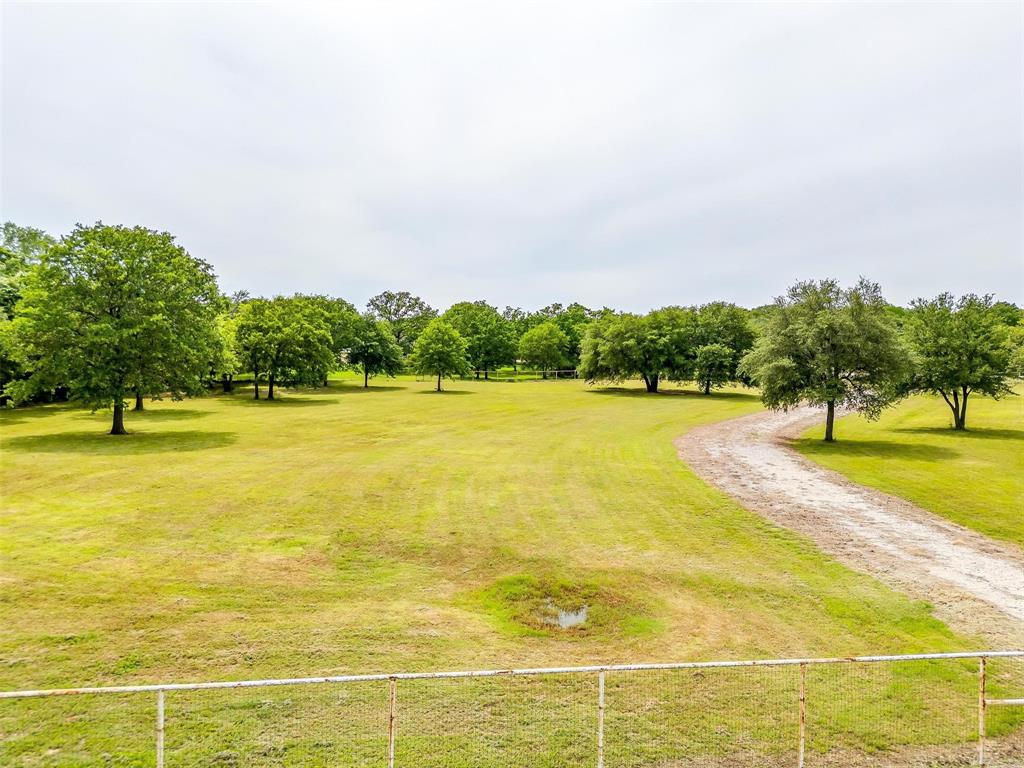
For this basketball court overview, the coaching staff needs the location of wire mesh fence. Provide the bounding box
[2,652,1022,767]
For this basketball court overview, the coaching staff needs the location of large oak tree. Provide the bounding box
[367,291,437,354]
[442,301,516,378]
[694,301,756,389]
[906,293,1013,430]
[739,278,907,441]
[1,222,58,403]
[517,321,568,376]
[349,314,403,387]
[579,307,697,393]
[409,318,471,391]
[9,223,219,434]
[235,296,335,400]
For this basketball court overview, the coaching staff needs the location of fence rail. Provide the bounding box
[2,651,1022,767]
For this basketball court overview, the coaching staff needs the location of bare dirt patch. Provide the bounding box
[675,408,1024,647]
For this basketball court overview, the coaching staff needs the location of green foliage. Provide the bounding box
[8,223,219,433]
[517,321,568,373]
[1007,324,1024,379]
[989,301,1021,327]
[530,302,596,365]
[579,307,697,392]
[235,296,335,399]
[694,302,755,383]
[348,314,403,387]
[503,303,605,368]
[905,294,1014,430]
[693,343,734,394]
[1,222,56,319]
[409,318,471,390]
[297,295,359,366]
[210,313,242,390]
[442,301,516,375]
[501,305,531,340]
[367,291,437,354]
[739,278,908,440]
[0,223,58,403]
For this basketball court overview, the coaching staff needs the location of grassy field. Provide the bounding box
[795,392,1024,549]
[1,376,1020,765]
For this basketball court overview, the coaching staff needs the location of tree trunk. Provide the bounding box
[824,400,836,442]
[484,370,489,380]
[542,370,548,380]
[268,373,275,400]
[955,387,969,430]
[221,374,233,394]
[475,370,480,379]
[253,371,260,400]
[436,371,442,392]
[644,374,659,393]
[949,389,962,429]
[110,403,127,435]
[703,380,711,395]
[134,391,144,411]
[364,367,370,388]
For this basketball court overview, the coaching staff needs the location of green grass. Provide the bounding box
[1,376,1020,765]
[795,391,1024,548]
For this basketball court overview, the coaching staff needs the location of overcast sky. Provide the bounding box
[2,2,1022,311]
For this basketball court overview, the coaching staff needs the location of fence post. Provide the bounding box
[388,677,397,768]
[978,657,986,765]
[156,690,165,768]
[597,671,606,768]
[797,663,806,768]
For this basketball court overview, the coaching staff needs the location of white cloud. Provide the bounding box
[2,1,1021,311]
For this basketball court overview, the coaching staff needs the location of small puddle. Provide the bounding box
[540,600,588,628]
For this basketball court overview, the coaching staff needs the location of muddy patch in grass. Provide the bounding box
[475,573,656,638]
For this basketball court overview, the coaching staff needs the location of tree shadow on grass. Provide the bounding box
[77,408,209,421]
[333,385,407,393]
[794,438,959,462]
[4,430,238,454]
[416,389,474,395]
[586,387,761,402]
[892,426,1024,442]
[227,396,339,407]
[0,405,75,425]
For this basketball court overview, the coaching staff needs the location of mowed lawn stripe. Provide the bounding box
[3,376,1020,764]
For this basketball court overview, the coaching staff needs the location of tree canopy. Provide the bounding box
[409,318,471,391]
[579,307,697,393]
[693,342,735,395]
[1,223,58,402]
[517,321,568,375]
[367,290,437,354]
[349,314,404,387]
[1,222,56,319]
[2,218,1019,437]
[235,296,334,400]
[8,222,219,433]
[442,301,515,377]
[694,302,755,386]
[739,278,908,441]
[905,293,1014,430]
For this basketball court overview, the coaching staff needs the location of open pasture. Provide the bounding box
[1,376,1022,764]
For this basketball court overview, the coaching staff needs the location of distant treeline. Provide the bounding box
[2,221,1021,438]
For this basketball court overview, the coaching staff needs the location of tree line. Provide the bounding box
[1,221,1021,438]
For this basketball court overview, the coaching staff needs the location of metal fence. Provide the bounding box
[2,651,1022,767]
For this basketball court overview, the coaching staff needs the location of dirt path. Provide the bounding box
[676,407,1024,646]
